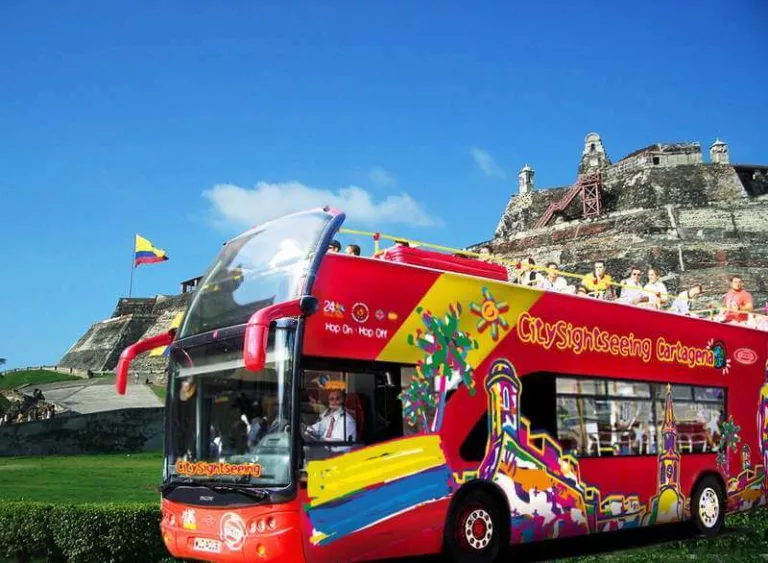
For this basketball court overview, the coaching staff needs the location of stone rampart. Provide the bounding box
[130,293,193,380]
[59,293,193,375]
[491,195,768,308]
[0,407,164,456]
[111,297,158,318]
[497,158,749,239]
[58,314,156,372]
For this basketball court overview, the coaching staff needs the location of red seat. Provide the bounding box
[377,246,508,282]
[345,393,365,440]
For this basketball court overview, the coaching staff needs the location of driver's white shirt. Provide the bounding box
[308,408,357,442]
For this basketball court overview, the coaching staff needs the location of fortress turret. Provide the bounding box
[710,138,730,164]
[578,132,612,176]
[518,164,535,195]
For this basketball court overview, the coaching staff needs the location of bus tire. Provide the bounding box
[690,475,725,537]
[443,487,508,563]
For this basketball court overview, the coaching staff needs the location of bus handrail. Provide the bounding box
[338,227,768,322]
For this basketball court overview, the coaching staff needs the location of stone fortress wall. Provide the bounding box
[482,133,768,309]
[59,292,193,380]
[58,132,768,383]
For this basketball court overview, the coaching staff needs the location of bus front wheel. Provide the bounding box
[444,488,508,563]
[691,475,725,537]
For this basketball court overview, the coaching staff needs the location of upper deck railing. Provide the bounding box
[338,228,768,327]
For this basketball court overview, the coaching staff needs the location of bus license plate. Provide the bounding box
[193,538,222,554]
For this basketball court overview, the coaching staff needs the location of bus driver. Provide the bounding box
[305,387,357,447]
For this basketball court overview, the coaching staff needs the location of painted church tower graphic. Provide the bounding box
[474,359,591,541]
[477,359,520,481]
[645,384,684,525]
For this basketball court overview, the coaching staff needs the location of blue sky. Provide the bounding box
[1,0,766,369]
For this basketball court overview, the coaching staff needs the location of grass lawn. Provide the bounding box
[0,452,163,504]
[2,451,768,560]
[151,383,167,401]
[566,509,768,560]
[0,369,82,390]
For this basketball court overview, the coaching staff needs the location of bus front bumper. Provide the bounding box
[160,499,306,562]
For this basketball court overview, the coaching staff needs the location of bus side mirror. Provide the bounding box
[115,330,175,395]
[244,296,318,372]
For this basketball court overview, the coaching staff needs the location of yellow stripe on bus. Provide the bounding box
[306,435,446,508]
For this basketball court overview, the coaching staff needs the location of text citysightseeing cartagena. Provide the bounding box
[516,312,716,369]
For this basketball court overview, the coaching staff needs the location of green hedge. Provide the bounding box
[0,501,181,563]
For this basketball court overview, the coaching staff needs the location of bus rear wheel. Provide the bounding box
[691,475,725,537]
[444,488,507,563]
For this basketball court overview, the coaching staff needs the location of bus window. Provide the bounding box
[555,376,726,458]
[652,383,725,454]
[520,373,557,436]
[557,378,656,457]
[300,366,404,465]
[460,411,488,462]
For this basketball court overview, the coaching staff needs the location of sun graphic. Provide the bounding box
[470,287,510,341]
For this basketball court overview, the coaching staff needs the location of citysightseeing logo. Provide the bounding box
[175,461,263,478]
[516,312,717,370]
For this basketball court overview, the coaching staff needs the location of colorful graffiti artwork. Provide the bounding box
[452,359,691,540]
[470,287,510,342]
[400,303,478,431]
[759,362,768,487]
[304,435,454,547]
[305,302,481,547]
[303,298,768,552]
[726,362,768,512]
[716,416,741,474]
[468,359,593,541]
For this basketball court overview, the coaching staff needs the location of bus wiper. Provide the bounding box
[159,477,195,493]
[207,484,271,501]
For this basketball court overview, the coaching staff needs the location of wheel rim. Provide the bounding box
[699,487,720,528]
[460,507,494,550]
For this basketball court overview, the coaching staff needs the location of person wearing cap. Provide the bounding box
[306,385,357,448]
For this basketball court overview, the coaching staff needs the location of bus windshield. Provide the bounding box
[178,209,333,339]
[166,326,294,488]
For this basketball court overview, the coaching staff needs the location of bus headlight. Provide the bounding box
[247,516,278,535]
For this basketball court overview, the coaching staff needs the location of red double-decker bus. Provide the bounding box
[117,207,768,563]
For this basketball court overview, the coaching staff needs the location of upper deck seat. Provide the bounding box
[377,246,508,282]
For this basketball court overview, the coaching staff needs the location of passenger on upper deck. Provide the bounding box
[617,266,646,305]
[581,260,615,300]
[723,275,753,323]
[328,240,341,253]
[641,267,669,309]
[536,262,572,293]
[669,284,703,316]
[345,244,360,256]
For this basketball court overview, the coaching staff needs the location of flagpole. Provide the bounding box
[128,234,136,298]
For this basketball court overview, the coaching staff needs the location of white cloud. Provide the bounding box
[471,147,506,178]
[203,181,442,231]
[368,166,397,188]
